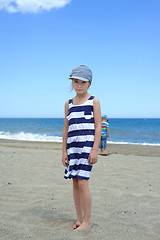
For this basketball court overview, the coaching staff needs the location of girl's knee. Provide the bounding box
[78,179,88,192]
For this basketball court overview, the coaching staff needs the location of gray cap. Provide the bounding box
[69,65,92,82]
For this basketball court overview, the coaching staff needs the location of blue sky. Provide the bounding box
[0,0,159,118]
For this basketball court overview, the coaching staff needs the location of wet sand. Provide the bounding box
[0,140,160,240]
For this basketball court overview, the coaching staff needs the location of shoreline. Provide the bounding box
[0,139,160,157]
[1,137,159,147]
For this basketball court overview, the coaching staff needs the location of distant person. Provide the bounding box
[62,65,101,230]
[99,115,110,153]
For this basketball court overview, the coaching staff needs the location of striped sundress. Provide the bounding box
[64,95,95,180]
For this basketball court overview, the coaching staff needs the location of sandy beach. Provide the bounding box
[0,140,160,240]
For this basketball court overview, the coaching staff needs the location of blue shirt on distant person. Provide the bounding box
[101,122,109,137]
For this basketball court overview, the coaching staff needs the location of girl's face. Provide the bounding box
[72,79,91,95]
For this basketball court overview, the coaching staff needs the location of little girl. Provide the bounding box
[62,65,101,230]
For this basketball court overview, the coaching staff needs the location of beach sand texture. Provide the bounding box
[0,140,160,240]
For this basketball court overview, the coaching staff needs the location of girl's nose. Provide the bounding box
[77,82,83,86]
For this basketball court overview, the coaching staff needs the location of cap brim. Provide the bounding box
[69,76,90,82]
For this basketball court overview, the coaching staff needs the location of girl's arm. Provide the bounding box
[62,100,69,167]
[88,97,101,164]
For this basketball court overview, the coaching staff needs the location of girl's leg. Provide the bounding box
[77,179,92,229]
[72,178,83,229]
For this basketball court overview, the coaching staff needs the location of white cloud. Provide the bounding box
[0,0,71,13]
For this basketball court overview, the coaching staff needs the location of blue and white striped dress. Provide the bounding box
[64,96,95,180]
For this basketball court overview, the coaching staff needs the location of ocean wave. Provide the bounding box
[0,131,160,146]
[107,140,160,146]
[0,131,62,142]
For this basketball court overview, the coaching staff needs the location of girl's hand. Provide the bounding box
[88,150,98,165]
[62,152,69,167]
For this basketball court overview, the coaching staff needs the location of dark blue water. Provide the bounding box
[0,118,160,145]
[109,118,160,145]
[0,118,64,136]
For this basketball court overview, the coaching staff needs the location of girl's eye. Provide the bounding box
[73,80,86,84]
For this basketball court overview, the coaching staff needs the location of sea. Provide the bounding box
[0,118,160,146]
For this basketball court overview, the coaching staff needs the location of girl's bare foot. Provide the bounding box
[76,222,92,230]
[73,221,81,229]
